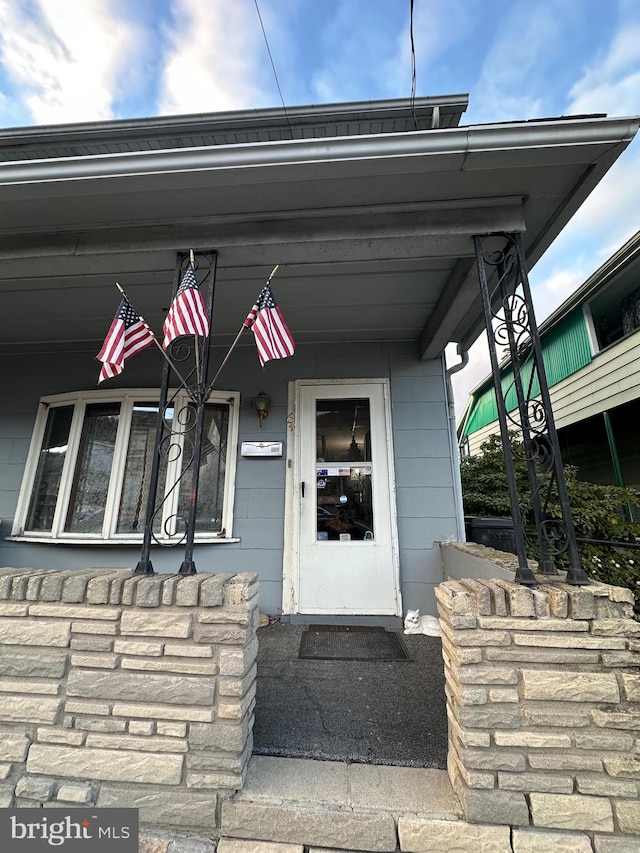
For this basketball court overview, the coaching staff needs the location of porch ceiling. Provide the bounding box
[0,105,637,359]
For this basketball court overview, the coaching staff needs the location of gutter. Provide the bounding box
[0,116,636,186]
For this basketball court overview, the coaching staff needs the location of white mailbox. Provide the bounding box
[241,441,283,457]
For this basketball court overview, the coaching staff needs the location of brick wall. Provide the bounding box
[436,573,640,840]
[0,568,258,834]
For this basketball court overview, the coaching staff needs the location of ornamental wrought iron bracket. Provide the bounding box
[134,250,218,576]
[473,232,590,586]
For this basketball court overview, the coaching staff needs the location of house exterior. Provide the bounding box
[0,96,637,621]
[460,230,640,510]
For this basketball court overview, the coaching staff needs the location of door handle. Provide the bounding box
[301,482,305,497]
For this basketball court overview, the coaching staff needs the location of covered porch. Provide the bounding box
[0,96,637,619]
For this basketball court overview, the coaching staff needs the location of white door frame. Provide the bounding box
[282,377,402,616]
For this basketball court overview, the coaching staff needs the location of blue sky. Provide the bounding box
[0,0,639,410]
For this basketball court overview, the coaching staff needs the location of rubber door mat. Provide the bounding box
[298,628,410,661]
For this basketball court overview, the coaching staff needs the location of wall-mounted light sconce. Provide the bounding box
[252,391,271,428]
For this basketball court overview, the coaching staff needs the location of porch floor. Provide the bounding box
[253,623,448,768]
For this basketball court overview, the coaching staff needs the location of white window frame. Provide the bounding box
[583,301,600,355]
[11,388,240,544]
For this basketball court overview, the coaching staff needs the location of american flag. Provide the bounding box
[97,297,156,383]
[162,263,210,349]
[244,282,295,366]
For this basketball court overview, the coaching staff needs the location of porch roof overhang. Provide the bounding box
[0,98,637,360]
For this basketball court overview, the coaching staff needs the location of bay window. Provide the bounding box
[13,390,239,543]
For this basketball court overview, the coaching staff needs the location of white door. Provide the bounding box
[293,381,401,615]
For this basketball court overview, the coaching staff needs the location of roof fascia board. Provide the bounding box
[0,116,637,188]
[0,94,470,144]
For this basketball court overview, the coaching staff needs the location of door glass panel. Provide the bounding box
[65,403,120,533]
[25,405,74,532]
[315,398,373,541]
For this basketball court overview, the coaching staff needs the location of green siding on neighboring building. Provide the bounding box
[462,309,592,437]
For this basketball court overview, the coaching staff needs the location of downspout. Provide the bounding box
[445,343,469,541]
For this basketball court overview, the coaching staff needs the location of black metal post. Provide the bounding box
[512,235,589,585]
[474,236,537,585]
[178,251,218,575]
[134,250,218,577]
[133,258,182,575]
[495,255,556,576]
[473,233,590,586]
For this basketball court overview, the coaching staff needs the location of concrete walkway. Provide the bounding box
[253,623,448,768]
[140,755,462,852]
[220,755,462,851]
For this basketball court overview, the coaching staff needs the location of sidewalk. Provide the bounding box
[140,755,462,853]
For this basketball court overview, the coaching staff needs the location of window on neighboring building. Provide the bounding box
[588,279,640,350]
[13,389,239,542]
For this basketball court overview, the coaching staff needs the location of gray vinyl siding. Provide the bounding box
[0,341,458,616]
[389,346,457,615]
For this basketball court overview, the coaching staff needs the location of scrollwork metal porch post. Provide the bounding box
[178,250,218,575]
[134,250,218,576]
[473,232,590,586]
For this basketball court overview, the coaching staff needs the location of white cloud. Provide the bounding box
[567,24,640,117]
[158,0,272,115]
[468,1,561,123]
[309,1,408,103]
[0,0,141,124]
[531,266,590,321]
[571,148,640,246]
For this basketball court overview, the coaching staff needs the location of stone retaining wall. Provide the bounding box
[436,571,640,843]
[0,567,258,834]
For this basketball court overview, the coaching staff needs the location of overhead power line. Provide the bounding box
[409,0,418,129]
[254,0,294,140]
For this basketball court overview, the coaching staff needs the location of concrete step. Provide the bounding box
[220,756,463,852]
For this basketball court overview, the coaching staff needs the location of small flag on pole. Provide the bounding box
[163,263,209,349]
[97,297,155,383]
[244,282,295,366]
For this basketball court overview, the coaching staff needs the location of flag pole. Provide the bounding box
[188,249,203,392]
[115,282,192,394]
[205,265,281,394]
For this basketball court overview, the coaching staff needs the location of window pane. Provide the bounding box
[316,466,374,540]
[177,403,229,534]
[65,403,120,534]
[316,398,371,463]
[116,404,172,534]
[315,399,374,541]
[25,406,73,531]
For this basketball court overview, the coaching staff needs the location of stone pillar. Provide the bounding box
[436,576,640,839]
[0,568,258,834]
